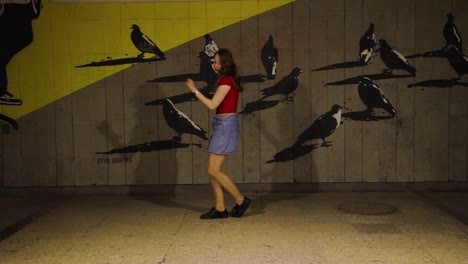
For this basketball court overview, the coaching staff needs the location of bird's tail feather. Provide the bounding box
[407,65,416,75]
[384,103,397,116]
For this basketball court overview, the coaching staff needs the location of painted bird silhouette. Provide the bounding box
[261,35,278,80]
[443,13,463,51]
[198,51,218,90]
[130,24,166,59]
[260,67,302,101]
[379,39,416,75]
[447,46,468,80]
[358,77,396,116]
[294,104,342,147]
[203,34,219,60]
[161,99,208,142]
[359,23,378,65]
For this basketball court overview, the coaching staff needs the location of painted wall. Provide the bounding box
[1,0,467,187]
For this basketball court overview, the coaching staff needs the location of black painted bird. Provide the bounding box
[130,24,166,59]
[198,51,218,90]
[447,46,468,80]
[261,35,279,80]
[378,39,416,75]
[203,34,219,60]
[294,105,342,147]
[162,99,208,142]
[443,13,463,51]
[358,77,396,116]
[359,23,377,65]
[260,67,302,101]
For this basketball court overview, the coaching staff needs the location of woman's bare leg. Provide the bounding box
[207,153,244,205]
[210,177,225,211]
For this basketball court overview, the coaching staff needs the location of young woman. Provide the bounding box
[185,48,251,219]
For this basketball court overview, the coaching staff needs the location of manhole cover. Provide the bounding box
[337,202,398,215]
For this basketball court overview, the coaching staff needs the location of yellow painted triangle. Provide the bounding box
[1,0,293,119]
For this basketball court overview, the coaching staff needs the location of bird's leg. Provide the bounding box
[321,139,332,147]
[172,134,182,142]
[382,68,393,75]
[137,52,145,59]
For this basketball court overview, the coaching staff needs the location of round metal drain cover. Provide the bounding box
[337,202,398,215]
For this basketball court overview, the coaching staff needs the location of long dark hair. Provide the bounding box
[215,48,243,92]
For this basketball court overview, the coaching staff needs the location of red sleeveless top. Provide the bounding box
[216,76,239,114]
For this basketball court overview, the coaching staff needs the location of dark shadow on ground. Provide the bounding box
[415,191,468,226]
[130,194,207,214]
[246,193,305,218]
[130,192,305,218]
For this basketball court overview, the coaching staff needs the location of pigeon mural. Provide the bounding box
[406,13,467,88]
[130,24,166,60]
[261,35,278,80]
[76,24,166,67]
[406,13,463,60]
[378,39,416,76]
[260,67,302,101]
[267,105,342,163]
[147,34,264,106]
[357,77,396,117]
[203,34,219,60]
[447,46,468,80]
[443,13,463,51]
[312,22,377,72]
[161,99,208,142]
[359,23,378,65]
[294,105,342,147]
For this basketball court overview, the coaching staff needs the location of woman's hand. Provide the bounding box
[185,78,197,93]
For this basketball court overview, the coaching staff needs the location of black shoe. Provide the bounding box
[200,207,228,219]
[0,92,22,105]
[230,197,251,218]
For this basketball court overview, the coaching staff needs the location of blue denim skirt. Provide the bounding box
[207,115,240,155]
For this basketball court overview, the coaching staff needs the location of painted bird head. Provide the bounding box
[204,34,214,43]
[358,76,373,85]
[366,23,374,34]
[162,99,176,110]
[291,67,303,78]
[447,13,454,22]
[131,24,141,32]
[330,104,342,114]
[378,39,391,50]
[267,35,274,44]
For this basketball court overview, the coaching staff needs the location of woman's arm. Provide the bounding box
[185,78,230,110]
